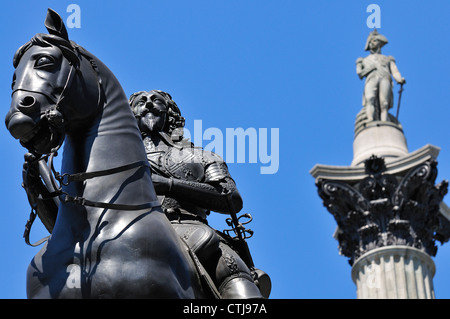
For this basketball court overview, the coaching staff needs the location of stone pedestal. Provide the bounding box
[352,121,408,166]
[351,246,435,299]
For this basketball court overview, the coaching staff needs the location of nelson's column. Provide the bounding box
[310,29,450,299]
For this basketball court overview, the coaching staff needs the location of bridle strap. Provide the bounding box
[48,156,161,211]
[24,208,50,247]
[72,44,104,109]
[56,160,151,185]
[23,156,160,247]
[11,63,76,112]
[61,194,161,211]
[23,156,161,246]
[53,160,161,211]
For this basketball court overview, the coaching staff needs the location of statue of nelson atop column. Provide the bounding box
[356,29,406,123]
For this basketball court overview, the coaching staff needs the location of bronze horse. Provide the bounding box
[5,9,208,298]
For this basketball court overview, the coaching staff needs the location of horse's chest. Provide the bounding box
[27,211,194,298]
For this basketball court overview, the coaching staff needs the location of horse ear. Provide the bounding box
[44,8,69,41]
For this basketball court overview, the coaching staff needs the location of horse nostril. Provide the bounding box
[18,96,38,114]
[20,96,36,107]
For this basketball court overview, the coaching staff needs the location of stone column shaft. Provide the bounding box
[351,246,435,299]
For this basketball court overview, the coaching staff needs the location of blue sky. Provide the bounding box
[1,0,450,299]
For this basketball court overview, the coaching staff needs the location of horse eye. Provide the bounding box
[35,56,55,68]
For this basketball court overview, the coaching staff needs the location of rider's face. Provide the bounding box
[132,92,167,134]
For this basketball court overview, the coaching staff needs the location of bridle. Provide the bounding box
[20,44,160,246]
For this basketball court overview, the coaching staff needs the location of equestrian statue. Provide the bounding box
[5,9,269,299]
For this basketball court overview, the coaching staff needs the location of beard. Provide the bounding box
[140,113,164,134]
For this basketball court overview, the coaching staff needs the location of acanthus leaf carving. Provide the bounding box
[316,157,448,265]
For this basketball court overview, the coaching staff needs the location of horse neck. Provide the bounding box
[60,59,156,214]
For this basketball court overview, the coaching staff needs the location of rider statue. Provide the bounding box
[356,29,406,122]
[129,89,269,299]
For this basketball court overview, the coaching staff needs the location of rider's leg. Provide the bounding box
[215,241,263,299]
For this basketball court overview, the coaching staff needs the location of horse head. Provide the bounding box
[5,9,101,155]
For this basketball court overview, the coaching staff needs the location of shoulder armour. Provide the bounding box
[203,151,230,182]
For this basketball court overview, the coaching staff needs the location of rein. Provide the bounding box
[24,146,161,246]
[21,45,160,246]
[52,157,160,211]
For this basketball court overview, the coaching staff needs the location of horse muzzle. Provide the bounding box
[6,91,64,154]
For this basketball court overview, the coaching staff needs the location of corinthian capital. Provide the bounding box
[316,156,449,265]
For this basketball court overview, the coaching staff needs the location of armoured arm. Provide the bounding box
[152,161,243,214]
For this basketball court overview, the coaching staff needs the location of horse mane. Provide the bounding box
[13,33,80,68]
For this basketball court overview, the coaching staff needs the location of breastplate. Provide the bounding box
[146,138,205,182]
[162,147,205,182]
[144,136,208,219]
